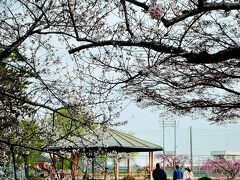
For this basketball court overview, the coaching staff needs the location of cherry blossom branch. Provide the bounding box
[0,139,43,152]
[69,40,240,63]
[164,2,240,27]
[126,0,149,11]
[69,40,183,54]
[126,0,240,27]
[121,0,134,38]
[0,90,91,125]
[67,0,80,41]
[0,2,50,62]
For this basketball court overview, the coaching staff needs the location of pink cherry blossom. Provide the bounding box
[132,36,141,43]
[200,158,240,180]
[149,5,164,20]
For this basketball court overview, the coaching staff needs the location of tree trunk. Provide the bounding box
[10,145,18,180]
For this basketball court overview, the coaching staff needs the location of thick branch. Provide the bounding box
[126,0,149,11]
[67,0,80,41]
[121,0,134,38]
[69,40,239,63]
[183,47,240,63]
[69,40,183,54]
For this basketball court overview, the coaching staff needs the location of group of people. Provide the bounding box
[152,163,194,180]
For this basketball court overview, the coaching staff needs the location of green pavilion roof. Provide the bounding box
[44,129,163,153]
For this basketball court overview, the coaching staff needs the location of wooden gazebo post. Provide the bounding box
[148,151,151,172]
[72,151,78,180]
[114,158,119,180]
[127,155,130,179]
[149,151,154,179]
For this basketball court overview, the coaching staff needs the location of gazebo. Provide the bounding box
[44,129,163,179]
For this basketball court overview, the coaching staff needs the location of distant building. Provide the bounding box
[211,151,240,160]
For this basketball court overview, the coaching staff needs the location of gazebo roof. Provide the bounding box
[44,129,163,153]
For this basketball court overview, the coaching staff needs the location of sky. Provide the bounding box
[117,103,240,160]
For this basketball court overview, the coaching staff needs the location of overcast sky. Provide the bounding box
[117,103,240,158]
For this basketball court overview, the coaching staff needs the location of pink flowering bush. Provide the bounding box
[200,158,240,180]
[155,154,188,168]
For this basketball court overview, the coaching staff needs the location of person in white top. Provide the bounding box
[183,167,194,180]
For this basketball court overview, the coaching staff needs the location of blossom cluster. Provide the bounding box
[148,1,164,20]
[200,158,240,180]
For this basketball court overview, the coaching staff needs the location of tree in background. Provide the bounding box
[155,154,188,168]
[0,47,33,166]
[0,48,33,125]
[200,157,240,180]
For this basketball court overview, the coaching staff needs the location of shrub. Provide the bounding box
[28,176,44,180]
[198,177,212,180]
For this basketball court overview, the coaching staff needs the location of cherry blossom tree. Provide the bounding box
[1,0,240,166]
[200,157,240,180]
[0,0,120,125]
[155,153,188,168]
[66,0,240,123]
[0,0,122,166]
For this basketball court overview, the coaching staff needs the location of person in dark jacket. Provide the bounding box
[173,165,183,180]
[152,163,167,180]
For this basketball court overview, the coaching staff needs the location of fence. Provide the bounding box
[1,154,240,179]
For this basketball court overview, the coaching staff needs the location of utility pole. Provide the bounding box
[159,117,179,155]
[163,119,165,155]
[174,120,177,155]
[190,126,193,170]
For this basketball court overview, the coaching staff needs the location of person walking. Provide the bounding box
[152,163,167,180]
[173,165,183,180]
[183,167,194,180]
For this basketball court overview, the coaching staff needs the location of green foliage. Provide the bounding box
[51,107,97,138]
[0,46,34,164]
[53,108,86,135]
[0,47,33,132]
[0,118,46,167]
[28,176,44,180]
